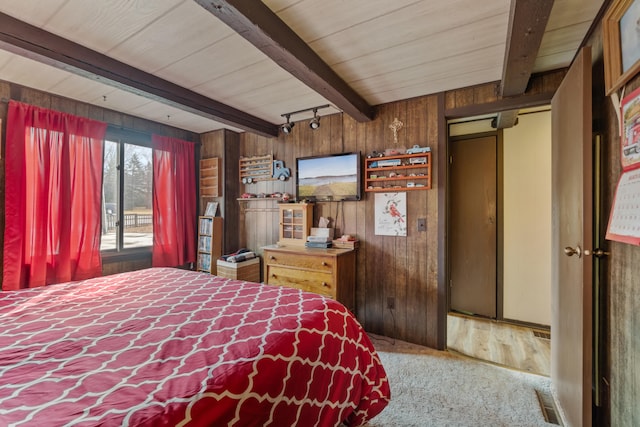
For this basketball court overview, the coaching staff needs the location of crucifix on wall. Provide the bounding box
[389,117,403,144]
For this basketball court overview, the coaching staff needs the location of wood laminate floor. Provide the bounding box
[447,313,551,376]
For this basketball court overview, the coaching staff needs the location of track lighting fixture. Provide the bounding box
[281,114,295,134]
[309,108,320,130]
[280,104,330,134]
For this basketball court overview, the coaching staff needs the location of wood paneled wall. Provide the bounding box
[202,94,446,348]
[200,72,565,349]
[602,59,640,427]
[0,80,200,281]
[200,72,564,348]
[200,130,240,254]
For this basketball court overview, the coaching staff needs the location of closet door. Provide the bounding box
[449,135,497,318]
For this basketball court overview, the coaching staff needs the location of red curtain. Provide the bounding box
[3,101,107,290]
[152,135,196,267]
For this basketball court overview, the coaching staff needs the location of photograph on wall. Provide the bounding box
[620,0,640,73]
[374,192,407,236]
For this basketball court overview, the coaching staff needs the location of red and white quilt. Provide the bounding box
[0,267,389,426]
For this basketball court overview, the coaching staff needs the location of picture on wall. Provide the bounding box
[204,202,218,216]
[374,193,407,236]
[603,0,640,94]
[619,0,640,73]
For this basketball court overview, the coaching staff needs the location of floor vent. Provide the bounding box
[533,330,551,340]
[536,389,562,425]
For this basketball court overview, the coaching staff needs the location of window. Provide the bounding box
[101,129,153,251]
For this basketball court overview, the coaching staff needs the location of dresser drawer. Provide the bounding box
[266,266,334,298]
[264,252,334,272]
[262,246,355,311]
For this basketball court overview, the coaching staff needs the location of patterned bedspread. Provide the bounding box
[0,267,389,426]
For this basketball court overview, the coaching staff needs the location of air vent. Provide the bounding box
[533,330,551,340]
[536,389,562,425]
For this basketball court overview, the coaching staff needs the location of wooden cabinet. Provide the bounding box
[200,157,220,197]
[365,151,431,192]
[278,202,314,246]
[197,216,223,274]
[262,245,356,311]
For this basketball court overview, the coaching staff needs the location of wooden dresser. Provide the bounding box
[262,245,356,311]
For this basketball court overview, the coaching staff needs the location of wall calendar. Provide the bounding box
[606,86,640,245]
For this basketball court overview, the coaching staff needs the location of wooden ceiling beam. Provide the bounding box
[445,91,555,120]
[0,12,279,137]
[194,0,374,122]
[501,0,555,96]
[496,0,554,128]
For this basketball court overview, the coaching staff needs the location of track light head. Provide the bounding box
[281,122,294,134]
[281,115,295,134]
[309,109,320,130]
[281,104,330,134]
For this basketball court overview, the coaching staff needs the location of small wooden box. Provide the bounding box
[216,257,261,282]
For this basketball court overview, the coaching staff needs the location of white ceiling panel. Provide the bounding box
[355,45,504,103]
[154,35,269,90]
[106,1,233,73]
[0,0,606,134]
[0,54,70,92]
[298,0,510,66]
[128,100,235,134]
[43,0,183,53]
[0,0,68,27]
[333,14,507,89]
[534,0,605,72]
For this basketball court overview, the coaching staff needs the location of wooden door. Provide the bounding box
[551,47,592,427]
[449,135,497,318]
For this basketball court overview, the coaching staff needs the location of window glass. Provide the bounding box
[101,138,153,251]
[101,140,118,251]
[123,143,153,248]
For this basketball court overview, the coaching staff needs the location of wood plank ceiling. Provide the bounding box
[0,0,604,135]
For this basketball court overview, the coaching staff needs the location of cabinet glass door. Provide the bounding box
[282,209,294,238]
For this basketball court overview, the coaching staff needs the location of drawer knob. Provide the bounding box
[321,282,328,287]
[321,261,327,266]
[271,274,277,279]
[270,256,275,260]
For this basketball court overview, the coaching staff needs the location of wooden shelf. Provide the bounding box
[239,154,273,184]
[200,157,220,198]
[197,216,222,274]
[365,151,431,192]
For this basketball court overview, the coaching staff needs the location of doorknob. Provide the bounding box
[583,248,610,258]
[593,248,610,258]
[564,246,582,258]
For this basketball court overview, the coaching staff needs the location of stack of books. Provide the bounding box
[305,235,332,248]
[331,237,360,249]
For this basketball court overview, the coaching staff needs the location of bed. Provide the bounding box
[0,267,390,426]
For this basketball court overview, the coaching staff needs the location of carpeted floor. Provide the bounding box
[365,334,557,427]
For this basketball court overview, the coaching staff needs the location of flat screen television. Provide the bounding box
[296,152,361,201]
